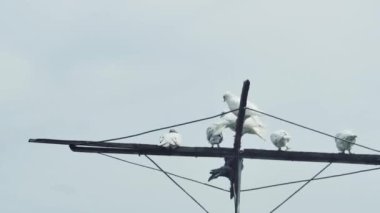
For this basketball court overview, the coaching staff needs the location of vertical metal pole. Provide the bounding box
[233,80,250,213]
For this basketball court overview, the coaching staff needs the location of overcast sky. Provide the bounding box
[1,0,380,212]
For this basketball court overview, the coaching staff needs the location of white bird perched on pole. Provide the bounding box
[205,112,234,147]
[335,130,357,154]
[206,124,224,148]
[206,114,232,148]
[223,91,261,117]
[159,129,182,148]
[221,112,266,141]
[270,130,291,151]
[206,111,266,148]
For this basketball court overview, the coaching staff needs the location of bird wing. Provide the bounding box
[246,100,260,114]
[335,132,345,143]
[159,134,170,147]
[210,121,228,135]
[206,126,214,141]
[243,117,266,141]
[232,99,262,118]
[270,132,280,143]
[171,133,182,146]
[221,112,237,130]
[253,126,266,141]
[159,135,165,143]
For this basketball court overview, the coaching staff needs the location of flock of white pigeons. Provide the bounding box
[159,91,357,154]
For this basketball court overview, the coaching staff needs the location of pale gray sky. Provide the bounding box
[1,0,380,212]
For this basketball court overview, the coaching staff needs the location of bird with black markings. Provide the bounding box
[206,124,224,148]
[208,157,243,199]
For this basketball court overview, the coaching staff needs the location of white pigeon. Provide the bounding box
[335,130,357,154]
[223,91,261,117]
[221,112,266,141]
[206,113,233,148]
[270,130,291,151]
[206,123,224,148]
[159,129,182,148]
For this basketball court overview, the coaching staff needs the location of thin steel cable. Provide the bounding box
[78,109,239,145]
[98,153,229,192]
[270,162,332,213]
[246,107,380,153]
[242,166,380,192]
[100,151,380,193]
[145,155,210,213]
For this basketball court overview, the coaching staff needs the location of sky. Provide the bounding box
[1,0,380,212]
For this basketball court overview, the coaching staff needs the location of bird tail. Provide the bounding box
[255,128,266,142]
[257,133,266,142]
[208,168,221,181]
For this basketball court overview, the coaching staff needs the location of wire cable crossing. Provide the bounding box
[145,155,210,213]
[77,109,239,146]
[99,152,380,194]
[242,166,380,192]
[270,162,332,213]
[246,107,380,153]
[99,153,228,192]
